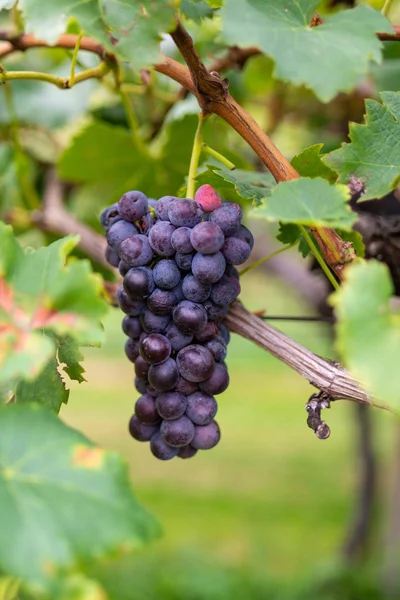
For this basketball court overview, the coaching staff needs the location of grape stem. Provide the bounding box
[382,0,394,17]
[201,144,236,170]
[187,113,207,199]
[69,32,82,87]
[240,243,295,276]
[299,225,339,291]
[0,62,110,88]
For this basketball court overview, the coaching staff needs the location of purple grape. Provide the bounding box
[137,211,155,234]
[218,324,230,344]
[129,415,158,442]
[150,432,178,460]
[182,274,211,303]
[176,345,214,382]
[194,321,218,343]
[122,315,142,339]
[124,267,155,300]
[172,283,184,303]
[135,394,161,425]
[236,224,254,249]
[210,275,241,305]
[222,235,251,265]
[205,339,227,362]
[225,263,240,280]
[192,252,226,284]
[135,377,147,394]
[148,221,176,256]
[107,220,138,250]
[190,221,225,254]
[155,196,177,221]
[186,391,217,425]
[175,252,193,271]
[125,338,140,363]
[140,309,171,334]
[165,322,193,352]
[161,416,195,447]
[191,420,220,450]
[119,234,153,267]
[117,286,146,316]
[153,259,181,290]
[134,355,150,380]
[148,358,179,391]
[175,376,198,396]
[168,198,202,228]
[119,261,131,276]
[178,445,198,459]
[210,203,242,237]
[140,333,171,365]
[146,384,159,398]
[148,198,158,209]
[173,301,207,335]
[147,288,177,315]
[156,391,187,420]
[118,190,148,223]
[199,362,229,395]
[100,203,121,230]
[105,245,120,267]
[171,227,194,253]
[204,300,229,322]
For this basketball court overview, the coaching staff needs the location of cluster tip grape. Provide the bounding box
[101,187,253,460]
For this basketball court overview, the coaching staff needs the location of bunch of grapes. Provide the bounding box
[101,185,253,460]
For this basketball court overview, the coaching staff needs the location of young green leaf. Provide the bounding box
[330,260,400,409]
[324,92,400,201]
[221,2,392,102]
[0,403,159,596]
[196,165,275,206]
[291,144,337,182]
[180,0,215,22]
[252,177,356,229]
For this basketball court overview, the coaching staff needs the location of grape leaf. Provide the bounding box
[276,224,310,258]
[14,1,176,71]
[57,336,86,384]
[180,0,214,22]
[59,118,203,202]
[0,403,158,595]
[15,358,69,413]
[196,165,275,205]
[0,222,107,389]
[330,260,400,409]
[291,144,337,182]
[252,177,356,229]
[221,2,392,101]
[323,92,400,201]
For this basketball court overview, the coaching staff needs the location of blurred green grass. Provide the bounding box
[63,271,393,598]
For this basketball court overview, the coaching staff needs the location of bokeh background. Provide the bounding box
[1,1,400,598]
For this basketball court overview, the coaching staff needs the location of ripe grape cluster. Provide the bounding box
[101,185,253,460]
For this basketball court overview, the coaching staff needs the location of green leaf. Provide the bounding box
[252,177,356,229]
[0,223,107,389]
[57,336,86,384]
[196,165,275,206]
[324,92,400,201]
[180,0,214,22]
[291,144,337,182]
[221,2,392,101]
[0,403,158,595]
[15,358,69,413]
[18,0,110,45]
[58,120,193,203]
[276,223,310,258]
[336,229,366,259]
[330,260,400,409]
